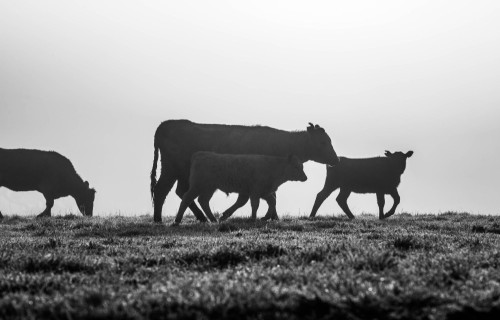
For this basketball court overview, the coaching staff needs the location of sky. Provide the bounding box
[1,1,499,218]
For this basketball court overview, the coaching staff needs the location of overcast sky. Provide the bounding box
[1,1,499,218]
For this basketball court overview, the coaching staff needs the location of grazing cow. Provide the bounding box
[0,148,96,218]
[173,152,307,225]
[309,151,413,220]
[150,120,339,223]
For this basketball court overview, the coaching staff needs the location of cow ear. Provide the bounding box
[307,123,314,133]
[406,151,414,158]
[84,181,89,188]
[384,150,392,157]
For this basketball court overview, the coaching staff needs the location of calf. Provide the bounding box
[174,152,307,225]
[0,148,96,218]
[309,151,413,220]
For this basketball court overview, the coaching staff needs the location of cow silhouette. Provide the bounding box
[310,151,413,219]
[0,148,96,218]
[174,152,307,225]
[150,120,339,223]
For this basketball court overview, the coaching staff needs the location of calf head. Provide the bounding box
[306,123,340,166]
[385,150,413,174]
[75,181,96,216]
[285,155,308,182]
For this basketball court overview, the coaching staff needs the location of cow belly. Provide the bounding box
[344,181,395,194]
[1,183,40,193]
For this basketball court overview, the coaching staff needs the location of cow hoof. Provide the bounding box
[37,213,50,218]
[171,222,180,227]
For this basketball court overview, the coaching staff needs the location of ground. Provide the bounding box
[1,212,500,320]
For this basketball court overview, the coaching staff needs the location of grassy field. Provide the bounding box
[1,212,500,320]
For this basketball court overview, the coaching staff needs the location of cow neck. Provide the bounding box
[68,177,87,198]
[286,131,309,162]
[268,159,290,190]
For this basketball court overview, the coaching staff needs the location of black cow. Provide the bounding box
[0,148,96,218]
[310,151,413,219]
[150,120,339,223]
[174,152,307,225]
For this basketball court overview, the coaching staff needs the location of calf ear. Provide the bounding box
[384,150,392,157]
[406,151,414,158]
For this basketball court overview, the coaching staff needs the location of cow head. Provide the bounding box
[306,123,340,166]
[285,155,308,182]
[384,150,413,174]
[76,181,96,216]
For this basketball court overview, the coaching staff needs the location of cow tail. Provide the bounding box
[150,144,159,203]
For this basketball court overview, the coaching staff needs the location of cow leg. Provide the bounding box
[261,193,278,221]
[336,189,354,219]
[197,191,218,223]
[37,197,54,218]
[250,196,260,220]
[384,189,400,219]
[310,185,336,218]
[153,172,177,223]
[261,192,276,221]
[376,193,385,220]
[175,181,208,223]
[0,211,3,219]
[173,188,200,225]
[220,194,249,222]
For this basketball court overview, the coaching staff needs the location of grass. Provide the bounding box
[1,212,500,319]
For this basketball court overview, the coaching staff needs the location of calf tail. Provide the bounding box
[150,144,159,203]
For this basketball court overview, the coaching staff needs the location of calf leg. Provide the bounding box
[261,192,277,221]
[37,197,54,218]
[250,196,260,220]
[197,191,218,223]
[384,189,400,219]
[220,194,249,222]
[336,189,355,219]
[261,193,278,221]
[174,188,200,225]
[376,193,385,220]
[153,171,177,223]
[175,181,208,223]
[310,185,336,218]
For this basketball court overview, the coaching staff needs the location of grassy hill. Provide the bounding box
[1,212,500,319]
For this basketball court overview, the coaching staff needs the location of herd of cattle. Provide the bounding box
[0,119,413,224]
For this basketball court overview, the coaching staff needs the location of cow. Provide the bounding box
[150,120,339,223]
[173,152,307,225]
[309,151,413,220]
[0,148,96,218]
